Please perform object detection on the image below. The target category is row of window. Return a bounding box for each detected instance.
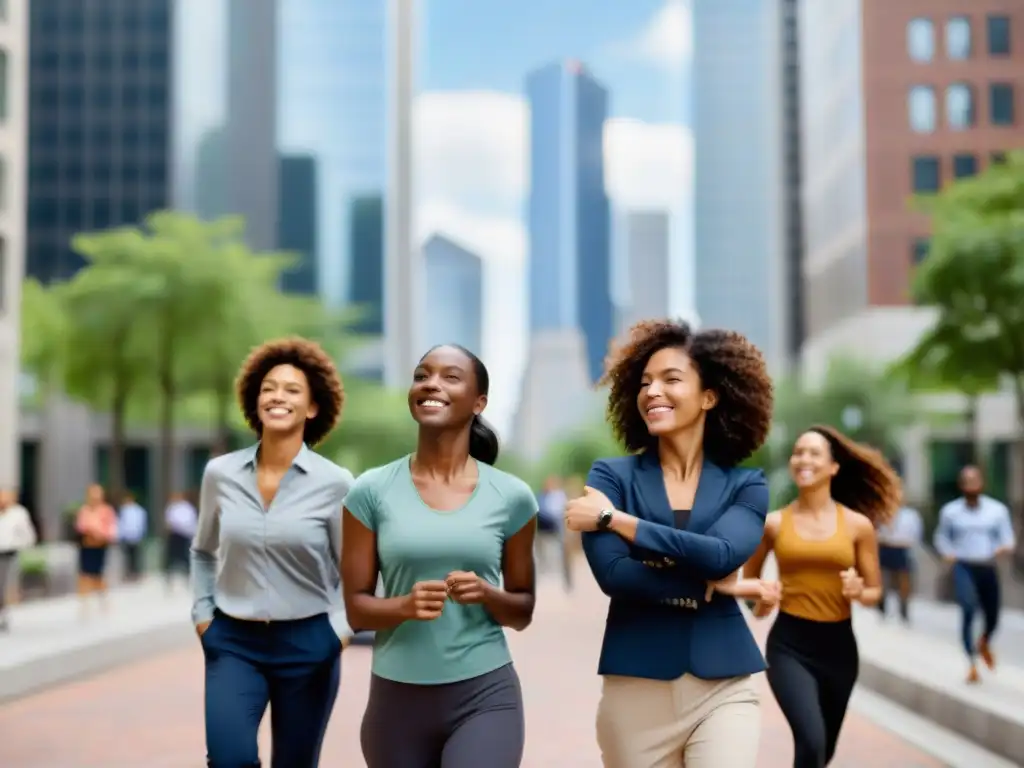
[911,151,1006,194]
[29,197,166,233]
[32,84,167,111]
[909,82,1016,132]
[32,49,169,72]
[908,15,1011,62]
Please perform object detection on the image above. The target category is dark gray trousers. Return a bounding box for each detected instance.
[360,663,524,768]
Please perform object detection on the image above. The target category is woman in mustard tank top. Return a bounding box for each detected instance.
[740,426,900,768]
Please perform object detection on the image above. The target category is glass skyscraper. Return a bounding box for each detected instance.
[423,234,484,357]
[526,60,612,383]
[278,0,387,308]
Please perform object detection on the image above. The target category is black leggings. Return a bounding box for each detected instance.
[766,613,858,768]
[360,663,524,768]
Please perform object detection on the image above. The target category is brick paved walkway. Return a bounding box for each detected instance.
[0,574,944,767]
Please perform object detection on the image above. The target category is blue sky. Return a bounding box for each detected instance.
[422,0,691,124]
[414,0,693,433]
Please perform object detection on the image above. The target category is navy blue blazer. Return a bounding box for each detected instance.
[582,452,768,681]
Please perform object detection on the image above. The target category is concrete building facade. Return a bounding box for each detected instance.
[0,0,29,493]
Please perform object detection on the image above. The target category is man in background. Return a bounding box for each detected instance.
[164,490,197,594]
[933,465,1016,683]
[118,491,148,583]
[537,475,572,591]
[876,490,922,623]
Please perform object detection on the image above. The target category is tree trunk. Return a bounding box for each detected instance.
[214,380,233,456]
[109,376,128,506]
[1012,378,1024,574]
[157,323,176,534]
[965,394,980,466]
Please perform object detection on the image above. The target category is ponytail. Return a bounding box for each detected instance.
[469,414,500,466]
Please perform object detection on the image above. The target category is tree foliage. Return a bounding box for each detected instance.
[21,210,413,513]
[908,149,1024,559]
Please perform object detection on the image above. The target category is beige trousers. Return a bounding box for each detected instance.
[596,672,761,768]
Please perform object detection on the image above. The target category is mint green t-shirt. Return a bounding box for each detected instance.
[344,456,538,685]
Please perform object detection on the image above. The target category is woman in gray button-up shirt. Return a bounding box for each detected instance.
[191,337,354,768]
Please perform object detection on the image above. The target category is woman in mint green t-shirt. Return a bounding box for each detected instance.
[342,344,538,768]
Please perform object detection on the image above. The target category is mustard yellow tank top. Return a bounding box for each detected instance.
[774,505,857,622]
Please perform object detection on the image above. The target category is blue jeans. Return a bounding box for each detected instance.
[203,610,341,767]
[952,562,1001,659]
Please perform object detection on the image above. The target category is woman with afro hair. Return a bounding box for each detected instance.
[563,319,779,767]
[191,337,354,768]
[742,425,898,767]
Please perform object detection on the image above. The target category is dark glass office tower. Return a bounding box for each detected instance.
[27,0,172,282]
[277,154,319,295]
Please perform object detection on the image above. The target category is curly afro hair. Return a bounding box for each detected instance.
[806,425,902,526]
[236,337,344,447]
[601,320,774,467]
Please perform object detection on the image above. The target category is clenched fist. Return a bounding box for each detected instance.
[402,580,448,621]
[446,571,488,605]
[840,567,864,602]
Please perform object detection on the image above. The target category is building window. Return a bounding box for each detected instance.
[946,16,972,59]
[908,86,937,132]
[908,18,935,62]
[946,83,975,129]
[987,15,1011,55]
[912,238,931,265]
[990,83,1015,125]
[953,153,977,178]
[912,156,941,193]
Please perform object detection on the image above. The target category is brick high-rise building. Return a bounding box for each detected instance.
[800,0,1024,368]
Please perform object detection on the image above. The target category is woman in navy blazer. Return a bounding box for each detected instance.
[565,320,778,768]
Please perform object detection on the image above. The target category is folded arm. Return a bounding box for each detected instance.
[608,473,769,581]
[582,461,705,602]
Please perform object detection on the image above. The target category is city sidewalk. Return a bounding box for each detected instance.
[0,564,1007,767]
[0,577,192,702]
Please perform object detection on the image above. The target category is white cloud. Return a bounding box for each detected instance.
[605,118,693,209]
[414,90,691,261]
[610,0,693,71]
[415,91,527,215]
[413,89,693,434]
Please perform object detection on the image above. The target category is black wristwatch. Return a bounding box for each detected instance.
[596,508,614,531]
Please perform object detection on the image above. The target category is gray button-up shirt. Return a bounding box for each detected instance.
[190,443,354,639]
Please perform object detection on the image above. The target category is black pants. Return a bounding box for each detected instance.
[164,533,191,575]
[361,663,525,767]
[203,610,341,767]
[121,542,144,579]
[952,561,1001,659]
[766,612,858,768]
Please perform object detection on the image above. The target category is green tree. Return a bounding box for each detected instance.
[908,149,1024,555]
[889,316,1003,464]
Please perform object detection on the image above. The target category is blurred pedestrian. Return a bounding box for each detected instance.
[192,338,353,767]
[164,490,196,593]
[75,483,118,620]
[876,492,922,623]
[933,465,1016,684]
[343,344,537,768]
[744,426,898,768]
[118,491,148,583]
[536,475,572,590]
[565,321,773,768]
[0,489,37,631]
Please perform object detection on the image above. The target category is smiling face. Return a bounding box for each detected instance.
[408,346,486,429]
[637,346,717,438]
[789,431,839,490]
[257,364,318,438]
